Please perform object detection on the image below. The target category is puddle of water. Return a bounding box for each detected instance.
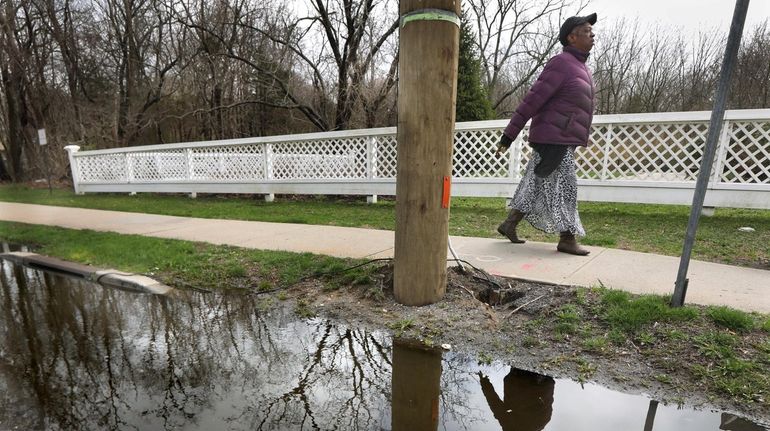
[0,259,767,431]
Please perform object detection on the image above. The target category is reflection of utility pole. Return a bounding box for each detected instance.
[391,339,442,430]
[393,0,461,305]
[671,0,749,307]
[643,400,658,431]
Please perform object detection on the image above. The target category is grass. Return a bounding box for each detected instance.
[0,221,374,293]
[554,304,581,334]
[707,306,757,333]
[388,319,416,337]
[1,184,768,268]
[539,287,770,406]
[599,290,699,334]
[477,351,494,366]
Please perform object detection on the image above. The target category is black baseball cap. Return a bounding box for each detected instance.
[559,13,597,46]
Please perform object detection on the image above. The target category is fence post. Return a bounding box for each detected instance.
[711,121,731,187]
[366,136,378,203]
[186,148,195,198]
[510,135,522,182]
[186,148,194,181]
[264,143,274,202]
[64,145,82,195]
[126,152,134,190]
[127,151,136,194]
[600,125,614,181]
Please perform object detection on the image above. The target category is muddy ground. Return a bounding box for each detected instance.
[266,263,770,425]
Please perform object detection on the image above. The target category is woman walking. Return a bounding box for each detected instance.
[496,13,597,256]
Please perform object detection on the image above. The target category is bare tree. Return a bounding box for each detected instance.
[590,20,724,114]
[0,0,57,180]
[305,0,399,130]
[731,20,770,108]
[93,0,184,147]
[591,18,643,114]
[34,0,90,142]
[625,27,682,112]
[0,0,27,181]
[671,30,722,112]
[467,0,587,114]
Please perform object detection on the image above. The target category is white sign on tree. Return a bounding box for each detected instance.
[38,129,47,146]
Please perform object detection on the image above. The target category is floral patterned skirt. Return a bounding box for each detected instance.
[510,147,586,237]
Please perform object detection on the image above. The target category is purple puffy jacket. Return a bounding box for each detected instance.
[503,46,595,147]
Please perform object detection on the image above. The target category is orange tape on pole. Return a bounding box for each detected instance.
[442,176,451,208]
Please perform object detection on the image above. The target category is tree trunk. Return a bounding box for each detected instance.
[1,7,27,182]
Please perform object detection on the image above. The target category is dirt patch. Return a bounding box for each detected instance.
[270,263,770,425]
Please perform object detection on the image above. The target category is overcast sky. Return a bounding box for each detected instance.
[586,0,769,34]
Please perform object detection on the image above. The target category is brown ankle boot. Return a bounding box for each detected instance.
[497,209,526,243]
[557,231,590,255]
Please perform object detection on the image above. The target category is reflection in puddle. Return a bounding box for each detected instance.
[1,242,31,253]
[392,340,442,429]
[479,368,554,431]
[0,259,767,431]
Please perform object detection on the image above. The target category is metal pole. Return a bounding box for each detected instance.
[671,0,749,307]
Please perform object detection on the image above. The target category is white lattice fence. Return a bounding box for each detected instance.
[65,110,770,209]
[721,121,770,184]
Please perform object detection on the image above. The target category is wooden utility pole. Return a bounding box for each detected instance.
[394,1,461,306]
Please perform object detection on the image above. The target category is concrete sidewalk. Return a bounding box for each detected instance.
[1,202,768,313]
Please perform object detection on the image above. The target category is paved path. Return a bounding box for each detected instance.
[1,202,768,313]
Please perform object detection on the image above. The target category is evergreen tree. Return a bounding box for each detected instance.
[456,9,495,122]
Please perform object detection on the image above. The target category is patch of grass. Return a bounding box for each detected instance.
[717,358,756,376]
[2,185,768,268]
[575,288,589,306]
[388,319,415,337]
[707,306,756,333]
[607,329,627,345]
[711,374,767,403]
[574,358,597,383]
[582,336,608,354]
[477,351,493,366]
[224,262,247,278]
[763,318,770,333]
[522,336,539,348]
[524,318,545,330]
[635,331,656,346]
[363,286,385,302]
[599,290,698,334]
[660,329,687,341]
[295,299,316,318]
[693,332,739,360]
[554,304,581,334]
[315,260,376,290]
[0,221,371,294]
[257,297,275,312]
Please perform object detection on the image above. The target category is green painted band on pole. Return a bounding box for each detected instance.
[399,8,460,29]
